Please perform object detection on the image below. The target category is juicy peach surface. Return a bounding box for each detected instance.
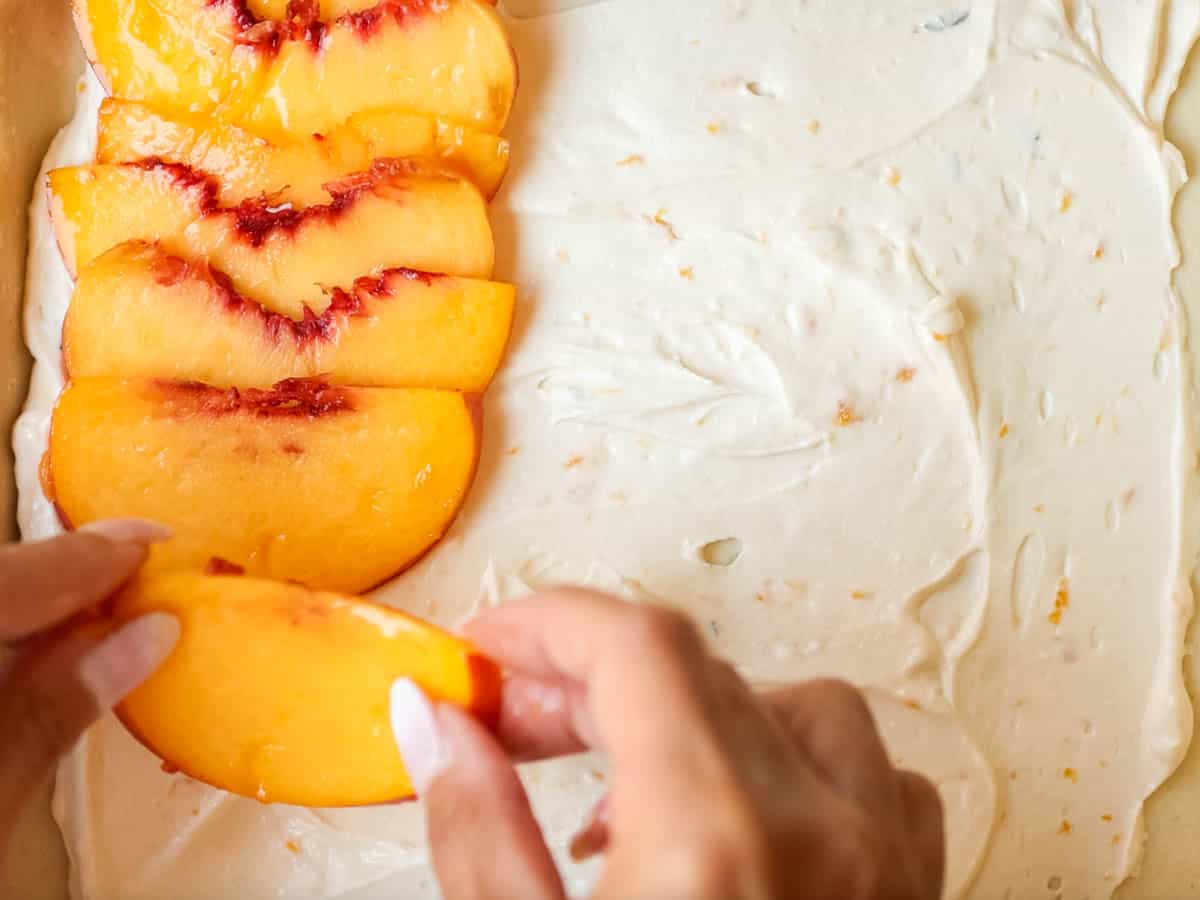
[49,161,494,315]
[75,0,517,139]
[49,378,482,593]
[249,0,390,15]
[114,572,501,806]
[66,243,515,391]
[97,99,511,202]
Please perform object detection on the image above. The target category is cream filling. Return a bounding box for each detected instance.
[14,1,1200,897]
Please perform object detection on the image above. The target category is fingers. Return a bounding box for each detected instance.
[764,683,947,896]
[466,588,696,686]
[0,520,171,640]
[474,597,900,815]
[466,590,718,778]
[898,770,946,897]
[493,674,592,762]
[761,680,903,821]
[391,679,566,900]
[0,613,179,848]
[469,592,943,900]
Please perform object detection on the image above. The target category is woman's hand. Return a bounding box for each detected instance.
[0,520,179,855]
[390,588,945,900]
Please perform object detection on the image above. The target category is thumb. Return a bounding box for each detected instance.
[391,679,566,900]
[0,613,180,853]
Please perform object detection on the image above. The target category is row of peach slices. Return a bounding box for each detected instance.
[41,0,520,808]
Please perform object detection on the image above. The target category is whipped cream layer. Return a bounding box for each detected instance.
[14,1,1200,897]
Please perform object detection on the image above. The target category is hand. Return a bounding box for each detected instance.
[0,520,179,856]
[390,588,945,900]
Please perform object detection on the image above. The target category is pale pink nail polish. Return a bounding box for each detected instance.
[390,678,450,794]
[79,613,181,710]
[80,519,174,545]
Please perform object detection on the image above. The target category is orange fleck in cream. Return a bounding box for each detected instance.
[999,423,1010,438]
[617,154,645,167]
[707,122,723,135]
[1101,814,1114,823]
[1034,504,1046,513]
[755,592,767,604]
[645,209,681,241]
[565,455,586,470]
[933,332,949,343]
[1049,578,1070,625]
[1113,834,1122,845]
[1093,243,1106,260]
[1059,820,1073,835]
[835,402,859,427]
[904,699,923,711]
[679,267,695,280]
[1063,768,1078,783]
[807,119,822,135]
[884,166,902,187]
[1059,191,1073,213]
[896,368,917,383]
[851,590,872,600]
[285,840,301,854]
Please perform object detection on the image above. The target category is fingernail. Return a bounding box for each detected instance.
[390,678,450,794]
[79,613,181,710]
[80,519,174,545]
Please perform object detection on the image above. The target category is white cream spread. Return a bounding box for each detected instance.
[14,1,1200,897]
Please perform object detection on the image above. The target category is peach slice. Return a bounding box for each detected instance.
[49,160,494,316]
[66,243,515,391]
[248,0,390,15]
[96,99,511,202]
[48,378,481,593]
[114,571,501,806]
[75,0,517,139]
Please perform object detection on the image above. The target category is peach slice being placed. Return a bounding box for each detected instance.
[66,243,515,391]
[48,378,481,593]
[49,160,494,316]
[75,0,518,139]
[114,571,501,806]
[97,99,511,202]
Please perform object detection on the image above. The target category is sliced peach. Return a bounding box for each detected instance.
[74,0,517,138]
[48,377,481,593]
[114,571,501,807]
[249,0,390,15]
[66,243,515,391]
[48,160,494,316]
[96,99,511,201]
